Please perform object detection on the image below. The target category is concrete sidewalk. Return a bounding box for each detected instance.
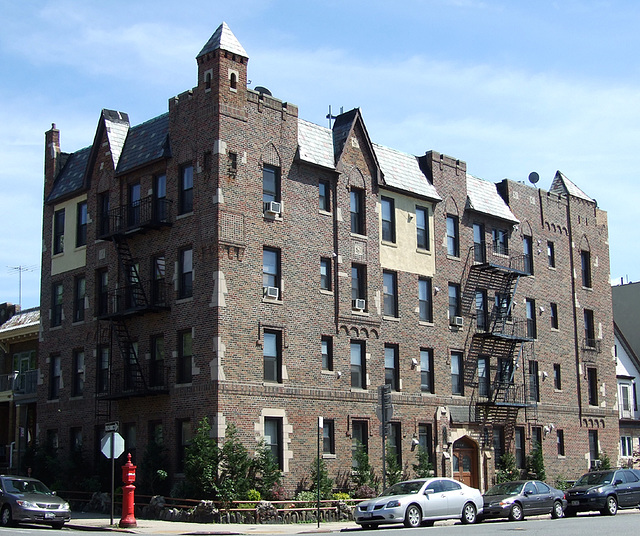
[66,511,361,534]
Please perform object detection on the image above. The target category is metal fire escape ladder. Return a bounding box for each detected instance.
[94,323,112,422]
[112,236,148,309]
[111,317,148,394]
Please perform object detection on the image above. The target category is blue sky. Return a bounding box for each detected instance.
[1,0,639,309]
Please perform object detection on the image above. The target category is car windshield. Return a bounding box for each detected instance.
[4,478,53,495]
[380,481,424,496]
[485,482,524,496]
[575,472,614,486]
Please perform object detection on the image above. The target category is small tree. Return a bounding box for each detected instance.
[184,417,220,498]
[496,452,520,483]
[412,447,433,478]
[310,456,334,500]
[526,446,545,481]
[139,440,170,496]
[597,451,612,470]
[253,440,282,500]
[385,444,403,487]
[351,441,376,492]
[217,424,254,502]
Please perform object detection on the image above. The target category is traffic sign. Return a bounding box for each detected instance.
[101,432,125,459]
[105,421,119,432]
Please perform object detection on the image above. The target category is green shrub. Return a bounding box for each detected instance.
[332,492,351,501]
[496,452,520,483]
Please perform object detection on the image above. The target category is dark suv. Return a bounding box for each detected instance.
[564,469,640,516]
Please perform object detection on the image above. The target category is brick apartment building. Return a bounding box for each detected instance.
[37,22,617,494]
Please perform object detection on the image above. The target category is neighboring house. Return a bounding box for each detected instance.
[612,282,640,466]
[0,303,39,472]
[36,22,617,494]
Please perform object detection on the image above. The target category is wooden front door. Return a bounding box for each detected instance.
[453,437,478,488]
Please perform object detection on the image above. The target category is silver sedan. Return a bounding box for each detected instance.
[354,477,483,528]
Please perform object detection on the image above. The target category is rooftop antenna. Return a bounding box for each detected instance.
[7,265,36,308]
[326,105,344,128]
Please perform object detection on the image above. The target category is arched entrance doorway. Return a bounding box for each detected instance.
[452,437,479,489]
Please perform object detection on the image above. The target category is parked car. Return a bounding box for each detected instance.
[482,479,567,521]
[0,475,71,529]
[564,468,640,516]
[354,477,483,528]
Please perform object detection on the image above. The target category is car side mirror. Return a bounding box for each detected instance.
[614,479,623,486]
[424,489,434,495]
[524,490,533,495]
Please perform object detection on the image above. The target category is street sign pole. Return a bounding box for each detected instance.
[111,431,115,526]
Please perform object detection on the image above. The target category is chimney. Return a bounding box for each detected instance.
[44,123,60,200]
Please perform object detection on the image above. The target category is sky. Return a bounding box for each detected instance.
[1,0,639,310]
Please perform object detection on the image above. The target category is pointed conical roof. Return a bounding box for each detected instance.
[198,22,248,59]
[549,170,593,202]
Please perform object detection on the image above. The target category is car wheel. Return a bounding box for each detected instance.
[508,503,524,522]
[461,502,477,524]
[551,500,564,519]
[0,505,13,527]
[602,495,617,516]
[404,504,422,528]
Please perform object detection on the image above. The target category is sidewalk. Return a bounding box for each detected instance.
[66,511,361,534]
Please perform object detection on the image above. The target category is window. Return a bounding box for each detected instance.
[264,417,283,469]
[381,196,396,243]
[350,188,365,235]
[72,349,84,397]
[155,174,167,221]
[620,383,632,418]
[418,424,433,464]
[498,357,513,384]
[51,282,63,327]
[76,201,87,247]
[550,302,559,329]
[70,427,83,453]
[587,367,598,406]
[553,363,562,390]
[420,348,434,394]
[178,247,193,299]
[547,241,555,268]
[228,152,237,174]
[49,355,61,399]
[149,421,163,445]
[152,255,166,304]
[320,257,332,291]
[177,330,193,384]
[473,223,485,262]
[584,309,596,348]
[98,346,110,394]
[478,355,489,398]
[532,426,542,449]
[523,235,533,275]
[515,427,525,468]
[388,422,402,466]
[319,180,330,212]
[321,336,333,371]
[129,182,141,226]
[385,344,400,391]
[557,429,565,456]
[416,206,430,250]
[123,422,137,463]
[529,360,540,402]
[53,209,65,254]
[492,228,508,255]
[418,278,433,322]
[581,250,592,288]
[179,165,194,214]
[96,269,109,316]
[262,165,280,206]
[383,271,398,317]
[263,330,282,383]
[446,215,459,256]
[495,292,511,321]
[621,436,633,457]
[448,283,461,320]
[526,298,537,338]
[322,419,335,455]
[475,290,488,331]
[451,351,464,395]
[263,247,281,298]
[493,426,504,468]
[588,429,599,462]
[47,429,59,451]
[352,420,368,468]
[351,264,366,310]
[230,72,237,90]
[150,334,165,387]
[99,192,110,235]
[73,276,85,322]
[351,340,366,389]
[176,419,191,472]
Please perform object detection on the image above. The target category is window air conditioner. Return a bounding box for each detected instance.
[265,201,282,215]
[264,286,279,299]
[450,316,464,327]
[353,299,366,311]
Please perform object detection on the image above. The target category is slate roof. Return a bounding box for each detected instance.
[116,113,170,175]
[198,22,248,59]
[331,109,358,165]
[103,110,130,170]
[549,170,593,202]
[47,146,91,202]
[0,307,40,336]
[297,119,335,169]
[466,174,519,223]
[373,144,441,201]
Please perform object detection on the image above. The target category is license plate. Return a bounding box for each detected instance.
[363,512,372,518]
[45,512,55,519]
[571,501,579,506]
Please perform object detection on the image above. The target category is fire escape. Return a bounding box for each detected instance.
[95,195,172,421]
[464,242,536,429]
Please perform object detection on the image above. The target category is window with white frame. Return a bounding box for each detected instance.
[621,436,633,457]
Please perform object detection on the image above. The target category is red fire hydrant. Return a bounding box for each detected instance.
[119,453,137,528]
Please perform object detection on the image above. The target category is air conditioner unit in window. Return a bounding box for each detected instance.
[265,201,281,215]
[590,459,602,471]
[353,299,366,311]
[450,316,464,327]
[264,286,279,299]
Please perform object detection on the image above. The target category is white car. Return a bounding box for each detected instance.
[354,477,483,529]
